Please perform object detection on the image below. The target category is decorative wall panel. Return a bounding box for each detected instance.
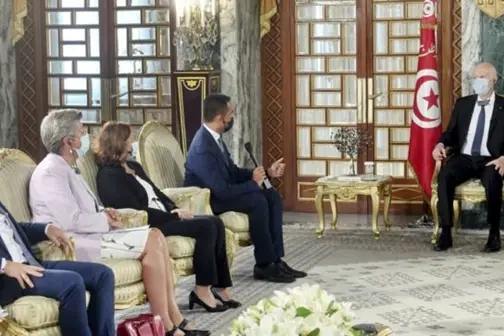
[114,0,172,138]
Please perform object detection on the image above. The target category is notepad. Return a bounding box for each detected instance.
[111,225,150,233]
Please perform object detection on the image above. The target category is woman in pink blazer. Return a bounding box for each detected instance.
[29,109,208,336]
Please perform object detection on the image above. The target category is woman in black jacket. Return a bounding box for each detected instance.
[94,121,240,313]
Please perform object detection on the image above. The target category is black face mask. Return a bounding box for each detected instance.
[224,117,234,133]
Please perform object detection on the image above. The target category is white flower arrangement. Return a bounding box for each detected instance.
[227,284,360,336]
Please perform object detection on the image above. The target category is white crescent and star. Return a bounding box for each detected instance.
[412,69,441,129]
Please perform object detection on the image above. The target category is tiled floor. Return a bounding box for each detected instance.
[116,213,501,335]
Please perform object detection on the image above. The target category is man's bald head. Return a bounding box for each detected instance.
[471,62,497,98]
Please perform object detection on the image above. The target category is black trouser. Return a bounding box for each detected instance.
[152,216,232,288]
[212,189,285,265]
[438,154,503,234]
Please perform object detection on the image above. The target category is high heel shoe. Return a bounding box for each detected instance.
[211,287,242,308]
[188,291,228,313]
[177,318,211,336]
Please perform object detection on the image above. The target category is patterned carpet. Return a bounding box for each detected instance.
[115,223,504,335]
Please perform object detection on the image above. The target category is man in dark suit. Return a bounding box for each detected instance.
[0,201,115,335]
[184,93,306,283]
[433,62,504,252]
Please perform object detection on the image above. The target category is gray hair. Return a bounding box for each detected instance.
[40,109,83,154]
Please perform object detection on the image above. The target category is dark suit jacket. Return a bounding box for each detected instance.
[96,160,180,225]
[183,126,261,202]
[0,201,48,306]
[439,94,504,157]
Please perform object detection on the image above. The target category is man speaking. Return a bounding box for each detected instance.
[184,93,306,283]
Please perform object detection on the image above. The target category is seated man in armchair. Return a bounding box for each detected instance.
[432,62,504,253]
[184,93,306,283]
[0,201,115,335]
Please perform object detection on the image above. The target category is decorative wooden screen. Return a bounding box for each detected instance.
[45,0,103,135]
[371,0,425,204]
[114,0,172,138]
[294,1,359,206]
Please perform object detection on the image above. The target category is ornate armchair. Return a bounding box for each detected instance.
[76,147,236,276]
[0,149,147,336]
[137,121,251,246]
[430,156,485,244]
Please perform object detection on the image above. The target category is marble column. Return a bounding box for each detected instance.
[220,0,262,167]
[0,0,17,148]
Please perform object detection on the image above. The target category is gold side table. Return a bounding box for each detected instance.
[314,175,393,239]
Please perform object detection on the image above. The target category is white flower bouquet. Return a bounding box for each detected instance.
[228,284,360,336]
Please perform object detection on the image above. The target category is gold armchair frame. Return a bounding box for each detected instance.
[430,153,494,244]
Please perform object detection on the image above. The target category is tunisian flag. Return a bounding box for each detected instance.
[408,0,442,199]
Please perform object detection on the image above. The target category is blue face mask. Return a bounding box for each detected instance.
[129,142,139,160]
[77,134,90,158]
[472,78,490,96]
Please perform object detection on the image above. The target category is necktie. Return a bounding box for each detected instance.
[217,138,230,166]
[0,209,41,266]
[471,100,490,156]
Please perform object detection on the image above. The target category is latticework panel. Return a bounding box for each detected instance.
[45,0,102,135]
[16,0,39,160]
[295,1,358,181]
[451,0,462,100]
[114,0,172,138]
[372,0,424,187]
[261,13,285,197]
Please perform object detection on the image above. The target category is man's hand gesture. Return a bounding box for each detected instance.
[4,261,44,289]
[267,158,285,178]
[432,144,447,161]
[486,156,504,176]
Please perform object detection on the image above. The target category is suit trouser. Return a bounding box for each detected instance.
[438,154,503,234]
[22,260,115,336]
[152,215,232,288]
[212,189,285,265]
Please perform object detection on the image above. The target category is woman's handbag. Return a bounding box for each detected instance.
[116,314,165,336]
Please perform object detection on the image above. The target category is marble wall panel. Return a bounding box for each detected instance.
[0,0,17,148]
[220,0,262,167]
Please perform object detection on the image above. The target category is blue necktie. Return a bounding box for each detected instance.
[217,138,230,166]
[471,100,490,156]
[0,209,40,266]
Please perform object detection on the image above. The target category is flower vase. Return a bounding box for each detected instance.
[349,157,356,176]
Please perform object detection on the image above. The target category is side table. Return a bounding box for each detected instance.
[314,175,393,239]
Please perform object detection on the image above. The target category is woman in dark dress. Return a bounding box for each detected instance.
[93,121,241,313]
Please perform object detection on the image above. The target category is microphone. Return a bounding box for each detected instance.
[244,142,272,189]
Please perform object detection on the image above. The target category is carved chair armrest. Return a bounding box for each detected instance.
[116,208,148,229]
[431,147,454,187]
[162,187,213,215]
[31,236,77,261]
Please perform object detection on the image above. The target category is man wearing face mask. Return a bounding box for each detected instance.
[433,62,504,252]
[184,93,306,283]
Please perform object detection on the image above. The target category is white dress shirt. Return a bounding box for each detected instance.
[461,92,495,156]
[134,175,167,212]
[0,214,27,267]
[203,123,221,145]
[0,214,51,273]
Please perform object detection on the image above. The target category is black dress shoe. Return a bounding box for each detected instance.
[253,263,296,283]
[177,319,211,336]
[211,287,242,308]
[434,230,453,251]
[276,260,307,278]
[483,234,501,253]
[188,291,228,313]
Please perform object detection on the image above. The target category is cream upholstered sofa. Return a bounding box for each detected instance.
[0,148,151,336]
[137,121,251,246]
[76,147,237,276]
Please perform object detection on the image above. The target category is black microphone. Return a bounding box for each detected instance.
[244,142,272,189]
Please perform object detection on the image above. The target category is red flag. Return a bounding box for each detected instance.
[408,0,442,199]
